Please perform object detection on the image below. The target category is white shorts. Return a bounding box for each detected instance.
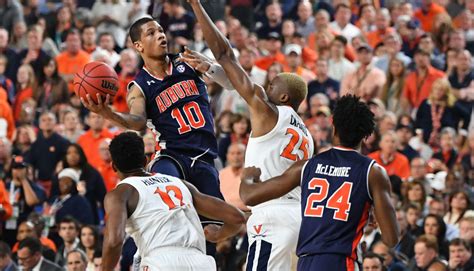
[140,247,216,271]
[246,202,301,271]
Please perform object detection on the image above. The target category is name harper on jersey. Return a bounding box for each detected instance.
[141,176,173,186]
[290,115,308,136]
[315,164,351,177]
[155,80,200,113]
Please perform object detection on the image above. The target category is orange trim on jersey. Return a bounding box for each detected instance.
[351,202,371,260]
[346,257,355,271]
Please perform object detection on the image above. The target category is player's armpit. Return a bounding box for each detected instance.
[183,181,245,242]
[368,164,399,248]
[239,160,305,206]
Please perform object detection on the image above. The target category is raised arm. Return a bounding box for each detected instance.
[239,161,305,206]
[187,0,271,115]
[81,85,147,131]
[183,181,245,243]
[368,164,399,248]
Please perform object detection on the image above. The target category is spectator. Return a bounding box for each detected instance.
[396,123,419,161]
[0,54,15,104]
[448,238,474,271]
[449,50,474,113]
[11,221,55,261]
[422,214,450,259]
[356,4,376,34]
[56,29,91,92]
[411,33,444,71]
[9,21,27,53]
[414,0,447,33]
[378,111,397,135]
[91,0,127,48]
[0,176,12,222]
[461,132,474,183]
[262,63,283,91]
[282,44,315,82]
[329,3,361,42]
[380,56,407,116]
[362,252,384,271]
[114,49,139,113]
[396,207,416,259]
[66,248,87,271]
[60,144,106,225]
[77,112,113,170]
[256,2,282,39]
[432,127,460,168]
[0,28,19,83]
[55,217,80,268]
[0,137,12,179]
[49,168,94,225]
[429,197,460,241]
[281,19,296,46]
[48,6,73,49]
[92,32,120,67]
[0,241,17,271]
[402,49,445,111]
[444,191,474,229]
[327,35,355,82]
[60,110,84,143]
[13,63,35,121]
[219,143,248,212]
[406,181,429,216]
[92,249,102,271]
[254,32,285,70]
[17,237,62,271]
[81,25,97,55]
[295,1,314,38]
[34,57,69,114]
[369,131,411,180]
[26,212,57,253]
[18,25,50,77]
[25,111,69,195]
[436,30,467,70]
[459,217,474,249]
[218,114,249,165]
[340,44,386,101]
[410,235,447,271]
[307,58,339,109]
[372,241,407,271]
[78,225,100,269]
[96,138,118,192]
[238,47,267,87]
[0,88,15,140]
[375,32,412,73]
[366,8,394,49]
[0,0,24,33]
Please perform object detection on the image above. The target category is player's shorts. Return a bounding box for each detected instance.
[140,247,216,271]
[245,201,301,271]
[148,149,224,204]
[297,253,359,271]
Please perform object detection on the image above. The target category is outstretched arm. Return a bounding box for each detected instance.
[187,1,271,115]
[81,85,147,131]
[183,181,246,243]
[240,161,305,206]
[369,164,399,248]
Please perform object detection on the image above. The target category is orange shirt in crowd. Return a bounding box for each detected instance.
[0,88,15,140]
[77,129,114,170]
[368,151,411,180]
[254,52,286,70]
[13,87,33,121]
[414,3,446,33]
[219,167,249,212]
[283,66,316,82]
[0,180,12,221]
[97,161,119,192]
[302,47,318,71]
[402,66,445,109]
[12,237,57,253]
[113,73,134,113]
[366,28,395,48]
[56,50,91,92]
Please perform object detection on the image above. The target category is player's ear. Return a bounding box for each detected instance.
[134,41,144,53]
[111,163,117,172]
[279,93,290,104]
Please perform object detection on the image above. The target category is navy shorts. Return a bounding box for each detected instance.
[297,254,357,271]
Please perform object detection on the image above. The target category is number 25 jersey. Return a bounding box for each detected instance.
[298,147,375,260]
[128,54,218,158]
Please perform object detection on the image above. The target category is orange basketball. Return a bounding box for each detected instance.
[73,61,118,103]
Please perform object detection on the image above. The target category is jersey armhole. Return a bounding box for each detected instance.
[127,80,147,102]
[116,181,141,219]
[366,160,376,201]
[300,160,310,187]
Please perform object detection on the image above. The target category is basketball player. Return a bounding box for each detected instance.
[240,95,399,271]
[81,17,229,241]
[102,132,245,270]
[186,1,314,270]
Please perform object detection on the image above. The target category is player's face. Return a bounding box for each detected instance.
[135,21,168,58]
[266,75,288,106]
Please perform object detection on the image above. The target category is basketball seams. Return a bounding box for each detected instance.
[74,62,118,101]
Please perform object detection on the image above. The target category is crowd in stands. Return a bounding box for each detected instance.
[0,0,472,270]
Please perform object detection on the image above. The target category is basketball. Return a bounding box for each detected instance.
[73,61,119,103]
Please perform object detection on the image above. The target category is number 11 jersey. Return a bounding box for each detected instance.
[298,147,375,261]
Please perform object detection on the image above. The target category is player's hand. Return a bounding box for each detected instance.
[81,94,113,117]
[178,47,211,74]
[241,167,262,184]
[204,224,222,243]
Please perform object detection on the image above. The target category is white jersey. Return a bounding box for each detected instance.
[118,173,206,259]
[245,106,314,206]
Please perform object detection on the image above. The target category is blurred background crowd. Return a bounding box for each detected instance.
[0,0,472,270]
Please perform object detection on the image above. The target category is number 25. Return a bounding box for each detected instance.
[281,128,309,161]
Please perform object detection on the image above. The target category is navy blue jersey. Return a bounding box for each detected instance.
[297,147,375,260]
[129,54,217,158]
